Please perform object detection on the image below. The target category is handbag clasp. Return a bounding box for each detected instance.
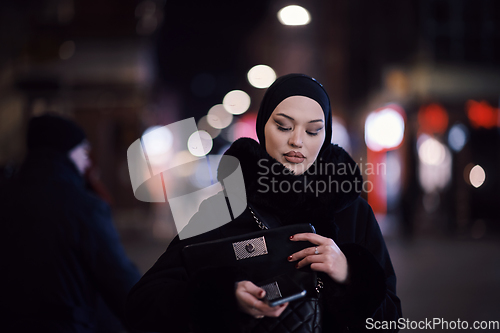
[232,236,268,260]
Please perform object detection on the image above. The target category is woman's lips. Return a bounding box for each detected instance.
[283,151,305,164]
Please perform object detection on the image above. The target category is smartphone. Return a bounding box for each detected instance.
[259,275,307,307]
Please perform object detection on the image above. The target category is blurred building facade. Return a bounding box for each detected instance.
[0,0,499,241]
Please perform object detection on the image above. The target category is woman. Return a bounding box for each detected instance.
[125,74,402,332]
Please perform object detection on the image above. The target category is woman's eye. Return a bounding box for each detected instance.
[277,125,291,132]
[307,127,323,136]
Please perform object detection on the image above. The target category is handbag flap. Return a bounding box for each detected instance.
[182,223,316,283]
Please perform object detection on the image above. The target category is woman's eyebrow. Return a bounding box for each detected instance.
[275,113,324,123]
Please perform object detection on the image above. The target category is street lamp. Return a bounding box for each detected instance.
[277,5,310,26]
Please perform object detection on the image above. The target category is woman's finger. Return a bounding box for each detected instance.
[240,280,266,299]
[235,281,265,317]
[290,232,333,246]
[288,245,324,262]
[295,253,328,269]
[294,248,349,283]
[235,281,292,318]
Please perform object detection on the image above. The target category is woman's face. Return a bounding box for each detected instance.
[68,141,91,175]
[264,96,326,175]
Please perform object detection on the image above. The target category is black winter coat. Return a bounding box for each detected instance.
[0,148,141,332]
[125,138,402,332]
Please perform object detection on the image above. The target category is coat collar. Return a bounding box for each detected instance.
[219,138,362,233]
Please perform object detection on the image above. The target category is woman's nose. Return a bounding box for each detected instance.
[288,131,303,148]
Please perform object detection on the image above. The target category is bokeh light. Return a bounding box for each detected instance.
[365,107,405,151]
[197,116,221,138]
[188,130,213,157]
[170,150,199,177]
[135,0,156,17]
[59,41,75,60]
[223,90,251,115]
[331,116,351,152]
[469,165,486,188]
[277,5,311,26]
[247,65,277,89]
[386,151,402,207]
[417,135,452,193]
[418,103,449,134]
[207,104,233,129]
[223,113,258,142]
[136,17,158,35]
[229,122,254,141]
[466,100,498,129]
[135,0,158,35]
[422,191,440,213]
[418,135,446,166]
[141,126,173,166]
[57,0,75,24]
[190,155,223,189]
[448,124,469,152]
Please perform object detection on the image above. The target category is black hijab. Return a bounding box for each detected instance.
[255,73,332,154]
[220,74,361,220]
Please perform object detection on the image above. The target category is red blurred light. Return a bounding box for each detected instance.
[466,100,498,129]
[233,112,258,141]
[418,103,449,134]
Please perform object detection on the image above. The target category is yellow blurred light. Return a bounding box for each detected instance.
[247,65,276,89]
[197,116,221,138]
[188,130,213,157]
[223,90,251,115]
[207,104,233,129]
[469,165,485,188]
[278,5,311,26]
[59,41,75,60]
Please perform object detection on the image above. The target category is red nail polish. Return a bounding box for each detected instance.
[287,255,293,261]
[295,263,299,268]
[289,235,294,240]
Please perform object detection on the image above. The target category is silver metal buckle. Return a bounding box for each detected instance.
[232,236,268,260]
[260,281,282,301]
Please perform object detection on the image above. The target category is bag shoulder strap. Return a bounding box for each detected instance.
[248,205,267,230]
[248,203,283,230]
[248,204,324,294]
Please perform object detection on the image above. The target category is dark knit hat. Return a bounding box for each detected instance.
[27,114,86,153]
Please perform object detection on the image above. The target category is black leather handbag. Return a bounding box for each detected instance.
[182,223,316,290]
[182,207,322,333]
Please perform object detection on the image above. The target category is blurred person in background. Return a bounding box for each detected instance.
[0,114,141,333]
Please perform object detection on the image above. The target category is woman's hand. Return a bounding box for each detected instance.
[289,233,349,284]
[235,281,288,319]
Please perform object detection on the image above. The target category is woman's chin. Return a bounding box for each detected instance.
[283,162,310,175]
